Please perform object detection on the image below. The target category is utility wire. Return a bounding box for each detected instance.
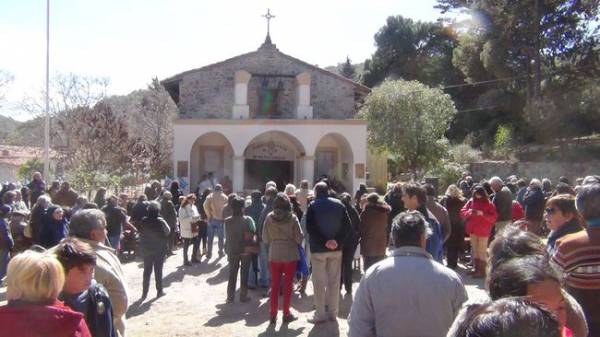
[394,64,598,94]
[394,64,599,113]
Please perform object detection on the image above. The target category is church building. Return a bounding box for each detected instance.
[162,31,373,194]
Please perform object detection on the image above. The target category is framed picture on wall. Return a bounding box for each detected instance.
[177,161,189,177]
[355,163,365,179]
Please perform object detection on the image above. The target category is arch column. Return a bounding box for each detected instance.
[301,155,315,185]
[233,155,245,193]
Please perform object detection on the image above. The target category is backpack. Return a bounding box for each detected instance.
[86,282,117,337]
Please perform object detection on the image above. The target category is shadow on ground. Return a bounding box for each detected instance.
[162,258,224,288]
[204,296,271,327]
[126,296,160,318]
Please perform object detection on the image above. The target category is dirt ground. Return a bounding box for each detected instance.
[121,247,486,337]
[0,246,486,337]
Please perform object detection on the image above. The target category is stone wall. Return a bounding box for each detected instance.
[469,160,600,182]
[177,45,358,119]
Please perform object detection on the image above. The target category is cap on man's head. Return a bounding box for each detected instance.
[214,184,223,192]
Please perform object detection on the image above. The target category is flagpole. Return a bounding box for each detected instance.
[44,0,50,179]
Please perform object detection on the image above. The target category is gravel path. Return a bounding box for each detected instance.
[0,246,486,337]
[122,247,486,337]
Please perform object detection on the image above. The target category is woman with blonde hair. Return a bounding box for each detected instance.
[440,184,467,270]
[284,184,297,197]
[0,250,92,337]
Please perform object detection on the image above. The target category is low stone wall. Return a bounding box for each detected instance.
[469,160,600,182]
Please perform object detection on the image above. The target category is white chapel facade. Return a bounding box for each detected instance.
[162,36,371,194]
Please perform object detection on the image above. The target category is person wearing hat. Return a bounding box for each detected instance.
[203,184,228,259]
[0,204,14,281]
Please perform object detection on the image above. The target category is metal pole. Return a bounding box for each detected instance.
[44,0,50,179]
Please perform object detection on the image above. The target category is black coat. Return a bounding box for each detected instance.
[523,187,545,221]
[138,215,170,256]
[306,191,351,254]
[343,203,360,249]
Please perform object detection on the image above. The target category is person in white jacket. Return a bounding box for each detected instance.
[179,194,201,266]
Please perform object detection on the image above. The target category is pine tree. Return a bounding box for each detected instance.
[339,57,356,80]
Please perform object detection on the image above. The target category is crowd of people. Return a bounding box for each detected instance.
[0,170,599,337]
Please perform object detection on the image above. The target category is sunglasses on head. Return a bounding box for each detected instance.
[545,207,557,214]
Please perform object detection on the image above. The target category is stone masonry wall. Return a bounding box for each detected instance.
[178,46,357,119]
[469,160,600,183]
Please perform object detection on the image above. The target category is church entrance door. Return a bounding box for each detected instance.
[245,159,292,191]
[243,131,305,191]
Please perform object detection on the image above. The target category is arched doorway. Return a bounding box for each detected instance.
[190,132,234,192]
[314,133,354,193]
[243,131,305,191]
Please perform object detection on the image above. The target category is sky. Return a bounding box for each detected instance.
[0,0,455,121]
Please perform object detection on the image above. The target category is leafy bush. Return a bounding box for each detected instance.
[17,158,45,182]
[449,143,482,164]
[494,124,514,158]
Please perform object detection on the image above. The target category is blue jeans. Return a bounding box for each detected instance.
[258,242,270,288]
[108,234,121,250]
[0,249,9,280]
[206,219,224,256]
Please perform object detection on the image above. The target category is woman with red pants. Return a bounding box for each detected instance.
[262,192,304,325]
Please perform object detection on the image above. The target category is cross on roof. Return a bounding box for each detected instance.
[262,9,275,37]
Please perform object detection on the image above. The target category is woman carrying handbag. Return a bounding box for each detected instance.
[262,193,304,325]
[178,194,201,266]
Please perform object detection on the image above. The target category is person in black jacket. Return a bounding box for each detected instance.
[384,183,405,239]
[160,192,178,255]
[130,195,148,226]
[56,238,117,337]
[339,193,360,295]
[523,179,546,236]
[244,190,264,289]
[306,182,351,324]
[138,201,170,299]
[169,181,183,208]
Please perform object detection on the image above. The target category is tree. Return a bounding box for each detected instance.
[20,73,109,116]
[360,15,485,145]
[438,0,600,142]
[359,80,457,178]
[0,70,13,108]
[17,158,45,181]
[57,101,148,193]
[132,78,177,178]
[361,16,465,88]
[339,57,356,80]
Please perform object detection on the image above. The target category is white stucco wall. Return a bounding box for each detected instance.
[174,119,367,194]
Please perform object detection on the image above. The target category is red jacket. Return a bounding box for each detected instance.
[511,200,525,221]
[460,198,497,237]
[0,300,92,337]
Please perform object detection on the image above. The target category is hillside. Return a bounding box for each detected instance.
[0,115,21,142]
